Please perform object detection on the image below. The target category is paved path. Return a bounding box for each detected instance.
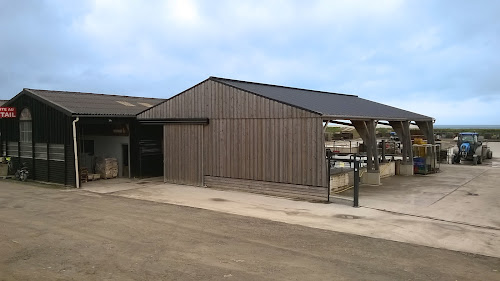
[1,182,499,280]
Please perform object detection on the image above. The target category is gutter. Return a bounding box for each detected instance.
[71,114,136,118]
[72,117,80,188]
[138,118,209,125]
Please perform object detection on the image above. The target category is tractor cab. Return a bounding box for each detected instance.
[457,133,480,158]
[458,132,479,145]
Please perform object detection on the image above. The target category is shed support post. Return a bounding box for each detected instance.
[352,120,380,185]
[390,121,413,176]
[367,119,379,171]
[403,121,413,163]
[352,120,372,169]
[323,120,330,133]
[390,121,406,162]
[416,121,435,145]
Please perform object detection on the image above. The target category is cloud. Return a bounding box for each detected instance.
[384,95,500,125]
[0,0,499,124]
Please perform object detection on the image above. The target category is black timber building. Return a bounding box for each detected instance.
[0,88,164,187]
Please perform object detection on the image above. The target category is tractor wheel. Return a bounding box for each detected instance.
[453,154,460,164]
[487,150,493,159]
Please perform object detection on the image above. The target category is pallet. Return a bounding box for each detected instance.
[87,174,101,181]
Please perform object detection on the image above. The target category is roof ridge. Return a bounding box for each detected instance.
[24,88,75,115]
[24,88,165,100]
[209,76,357,97]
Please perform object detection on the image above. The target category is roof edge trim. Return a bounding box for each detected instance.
[321,115,433,122]
[139,118,209,125]
[210,76,358,97]
[23,88,75,116]
[210,77,322,116]
[24,88,165,101]
[136,77,212,117]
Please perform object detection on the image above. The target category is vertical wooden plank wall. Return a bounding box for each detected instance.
[203,118,326,187]
[164,124,203,185]
[140,80,327,188]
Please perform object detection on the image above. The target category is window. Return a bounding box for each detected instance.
[19,108,32,143]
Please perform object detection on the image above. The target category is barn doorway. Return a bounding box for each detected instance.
[138,124,163,178]
[78,120,131,180]
[122,144,129,177]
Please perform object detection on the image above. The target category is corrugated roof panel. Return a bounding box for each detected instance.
[23,89,165,117]
[137,102,153,107]
[116,101,136,107]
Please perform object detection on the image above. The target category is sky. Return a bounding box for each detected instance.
[1,0,499,125]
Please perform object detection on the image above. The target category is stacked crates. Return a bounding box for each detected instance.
[413,156,427,174]
[412,144,439,175]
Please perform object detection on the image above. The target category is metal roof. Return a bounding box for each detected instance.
[211,77,433,121]
[6,89,165,117]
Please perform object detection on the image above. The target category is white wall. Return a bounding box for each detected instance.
[380,161,396,178]
[82,135,130,177]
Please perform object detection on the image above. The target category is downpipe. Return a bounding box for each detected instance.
[72,117,80,188]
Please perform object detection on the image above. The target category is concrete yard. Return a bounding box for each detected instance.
[78,142,500,258]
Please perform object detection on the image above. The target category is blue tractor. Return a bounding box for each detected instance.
[452,132,493,165]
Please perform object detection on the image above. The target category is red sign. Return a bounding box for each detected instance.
[0,107,17,118]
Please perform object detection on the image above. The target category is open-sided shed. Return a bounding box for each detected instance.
[138,77,434,201]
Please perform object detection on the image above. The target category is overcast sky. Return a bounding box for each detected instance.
[1,0,499,125]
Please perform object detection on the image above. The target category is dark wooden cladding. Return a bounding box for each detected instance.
[164,124,203,186]
[140,79,328,189]
[0,90,77,186]
[203,118,326,187]
[0,91,71,144]
[138,80,320,119]
[205,176,328,202]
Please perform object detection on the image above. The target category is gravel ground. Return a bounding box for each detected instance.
[0,181,499,281]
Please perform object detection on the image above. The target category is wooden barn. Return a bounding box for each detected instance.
[138,77,435,201]
[0,89,164,187]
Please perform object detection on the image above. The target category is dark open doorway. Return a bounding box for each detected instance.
[138,125,163,178]
[122,144,129,177]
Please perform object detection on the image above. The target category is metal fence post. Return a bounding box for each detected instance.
[381,139,386,163]
[326,149,332,203]
[353,153,359,208]
[326,149,332,202]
